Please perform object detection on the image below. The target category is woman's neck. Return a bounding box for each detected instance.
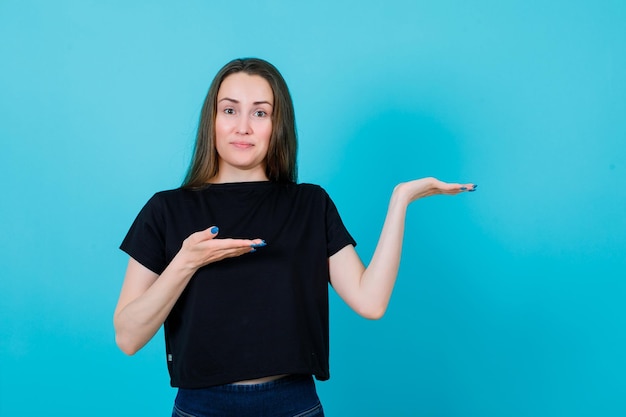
[208,168,269,184]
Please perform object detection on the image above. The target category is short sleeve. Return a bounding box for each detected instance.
[322,189,357,257]
[120,194,168,274]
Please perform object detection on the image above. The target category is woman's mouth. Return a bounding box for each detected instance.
[231,141,254,149]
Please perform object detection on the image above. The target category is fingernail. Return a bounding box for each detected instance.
[250,248,256,253]
[460,187,468,191]
[210,226,219,234]
[251,240,267,248]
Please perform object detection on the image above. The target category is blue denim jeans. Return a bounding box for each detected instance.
[172,375,324,417]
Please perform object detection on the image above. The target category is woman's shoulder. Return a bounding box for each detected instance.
[148,187,188,201]
[139,187,197,210]
[289,182,329,197]
[285,183,337,207]
[293,182,321,190]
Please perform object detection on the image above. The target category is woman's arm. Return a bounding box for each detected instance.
[329,177,476,319]
[113,227,264,355]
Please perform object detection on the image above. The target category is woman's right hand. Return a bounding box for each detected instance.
[114,226,265,355]
[178,226,265,271]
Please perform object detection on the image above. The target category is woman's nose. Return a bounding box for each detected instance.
[236,116,251,135]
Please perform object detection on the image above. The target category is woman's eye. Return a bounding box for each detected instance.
[254,110,268,117]
[224,108,235,115]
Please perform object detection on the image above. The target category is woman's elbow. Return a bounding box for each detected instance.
[114,318,143,355]
[115,332,142,356]
[356,304,387,320]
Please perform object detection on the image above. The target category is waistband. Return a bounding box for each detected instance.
[180,374,313,393]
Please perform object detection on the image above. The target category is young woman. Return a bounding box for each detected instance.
[114,58,476,417]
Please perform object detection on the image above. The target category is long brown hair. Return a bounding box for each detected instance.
[182,58,298,188]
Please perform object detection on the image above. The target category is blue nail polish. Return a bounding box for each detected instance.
[251,240,267,248]
[250,248,256,253]
[210,226,219,234]
[460,187,467,191]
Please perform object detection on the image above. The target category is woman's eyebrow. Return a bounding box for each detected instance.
[218,97,273,106]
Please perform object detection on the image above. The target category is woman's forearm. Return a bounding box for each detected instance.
[114,228,264,355]
[356,186,410,318]
[330,178,474,319]
[114,256,196,355]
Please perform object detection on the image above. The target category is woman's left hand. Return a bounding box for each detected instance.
[393,177,477,204]
[329,176,477,319]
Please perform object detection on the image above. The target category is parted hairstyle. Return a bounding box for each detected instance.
[182,58,298,188]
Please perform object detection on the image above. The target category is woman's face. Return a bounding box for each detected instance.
[214,72,274,181]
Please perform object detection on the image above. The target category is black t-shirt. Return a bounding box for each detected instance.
[120,181,356,388]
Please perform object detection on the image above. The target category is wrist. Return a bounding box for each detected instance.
[169,251,200,277]
[391,183,413,207]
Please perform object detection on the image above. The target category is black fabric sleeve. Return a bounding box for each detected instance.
[322,188,357,257]
[119,194,168,275]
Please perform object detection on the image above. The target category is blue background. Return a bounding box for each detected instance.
[1,1,625,416]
